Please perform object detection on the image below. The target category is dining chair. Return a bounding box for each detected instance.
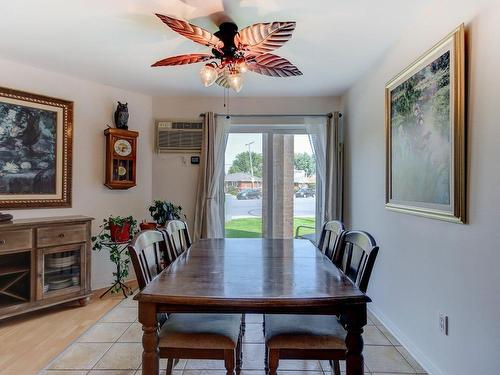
[263,221,345,340]
[317,220,345,264]
[264,230,379,375]
[160,220,250,334]
[162,220,192,262]
[128,230,243,375]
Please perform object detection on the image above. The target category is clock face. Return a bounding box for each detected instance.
[114,139,132,156]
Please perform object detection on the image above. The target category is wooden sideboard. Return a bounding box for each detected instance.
[0,216,93,320]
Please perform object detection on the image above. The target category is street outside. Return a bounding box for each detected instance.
[225,194,315,221]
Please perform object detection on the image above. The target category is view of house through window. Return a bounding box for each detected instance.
[224,131,316,238]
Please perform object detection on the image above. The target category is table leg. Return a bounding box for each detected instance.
[344,304,367,375]
[139,302,159,375]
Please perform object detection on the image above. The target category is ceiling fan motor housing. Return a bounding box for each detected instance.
[214,22,239,58]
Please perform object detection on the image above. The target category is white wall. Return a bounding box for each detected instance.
[0,58,154,289]
[342,1,500,374]
[152,96,341,229]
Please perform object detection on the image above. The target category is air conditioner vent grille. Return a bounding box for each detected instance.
[156,120,203,153]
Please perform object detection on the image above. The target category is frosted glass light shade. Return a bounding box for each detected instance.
[228,72,244,93]
[199,64,218,87]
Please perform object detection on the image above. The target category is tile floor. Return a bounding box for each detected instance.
[40,297,427,375]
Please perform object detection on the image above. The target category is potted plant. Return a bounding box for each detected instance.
[91,215,138,296]
[148,200,185,227]
[92,216,137,244]
[139,220,157,231]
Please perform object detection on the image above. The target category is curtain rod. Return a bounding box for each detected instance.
[199,112,341,119]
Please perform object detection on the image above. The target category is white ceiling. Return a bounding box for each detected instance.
[0,0,430,97]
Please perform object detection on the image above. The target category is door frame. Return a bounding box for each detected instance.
[226,125,310,238]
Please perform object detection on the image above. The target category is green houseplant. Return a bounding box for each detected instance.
[148,200,185,227]
[91,215,137,295]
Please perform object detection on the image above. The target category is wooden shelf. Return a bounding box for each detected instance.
[0,265,30,277]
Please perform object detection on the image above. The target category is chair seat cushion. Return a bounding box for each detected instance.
[265,314,346,350]
[159,313,241,350]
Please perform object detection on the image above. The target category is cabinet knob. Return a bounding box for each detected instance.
[58,233,65,238]
[0,239,5,245]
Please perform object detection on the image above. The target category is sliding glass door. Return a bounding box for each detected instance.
[224,124,319,239]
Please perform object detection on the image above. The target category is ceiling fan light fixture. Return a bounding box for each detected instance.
[199,64,218,87]
[227,71,244,93]
[237,61,248,73]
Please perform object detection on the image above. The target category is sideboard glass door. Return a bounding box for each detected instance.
[39,244,85,299]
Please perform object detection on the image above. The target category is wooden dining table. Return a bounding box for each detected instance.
[135,238,370,375]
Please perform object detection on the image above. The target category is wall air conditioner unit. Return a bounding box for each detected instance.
[156,120,203,153]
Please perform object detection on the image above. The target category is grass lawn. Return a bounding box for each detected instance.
[225,217,315,238]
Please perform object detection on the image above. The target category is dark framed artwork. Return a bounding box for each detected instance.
[0,87,73,208]
[385,25,466,223]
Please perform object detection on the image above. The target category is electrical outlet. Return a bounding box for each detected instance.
[439,313,449,335]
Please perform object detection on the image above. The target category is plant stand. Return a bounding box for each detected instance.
[99,241,134,299]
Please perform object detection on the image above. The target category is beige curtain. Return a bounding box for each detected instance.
[193,112,228,240]
[324,112,344,222]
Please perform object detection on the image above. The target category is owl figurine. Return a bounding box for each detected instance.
[114,101,129,130]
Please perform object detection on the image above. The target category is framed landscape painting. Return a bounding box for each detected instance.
[385,25,466,223]
[0,87,73,208]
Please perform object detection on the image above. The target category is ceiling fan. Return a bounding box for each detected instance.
[152,14,303,93]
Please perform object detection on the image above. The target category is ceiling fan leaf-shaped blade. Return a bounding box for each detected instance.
[152,53,212,67]
[247,54,303,77]
[236,21,296,55]
[156,14,221,48]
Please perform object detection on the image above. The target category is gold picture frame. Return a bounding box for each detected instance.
[0,87,73,209]
[385,24,466,223]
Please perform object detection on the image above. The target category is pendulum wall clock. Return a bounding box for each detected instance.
[104,128,139,189]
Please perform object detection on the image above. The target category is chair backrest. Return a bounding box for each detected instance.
[162,220,192,262]
[128,230,168,290]
[337,230,378,293]
[317,220,345,263]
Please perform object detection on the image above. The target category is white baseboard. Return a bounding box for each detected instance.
[368,304,444,375]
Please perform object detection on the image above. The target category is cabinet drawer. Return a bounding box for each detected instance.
[0,229,33,253]
[37,224,87,247]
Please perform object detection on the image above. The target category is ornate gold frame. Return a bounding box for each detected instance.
[385,24,466,223]
[0,87,73,209]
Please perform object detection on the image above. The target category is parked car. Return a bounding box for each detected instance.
[236,189,262,200]
[295,187,315,198]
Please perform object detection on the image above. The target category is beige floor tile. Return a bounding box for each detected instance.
[364,346,415,373]
[377,325,401,346]
[88,371,136,375]
[156,358,187,370]
[239,370,266,375]
[241,343,266,369]
[100,308,138,323]
[364,326,392,345]
[79,323,131,343]
[277,360,322,371]
[119,297,138,308]
[395,346,426,373]
[245,314,264,324]
[183,370,227,375]
[118,323,142,342]
[135,371,181,375]
[320,360,370,373]
[243,323,264,343]
[41,371,89,375]
[367,310,381,325]
[185,360,226,370]
[94,343,142,370]
[49,343,112,370]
